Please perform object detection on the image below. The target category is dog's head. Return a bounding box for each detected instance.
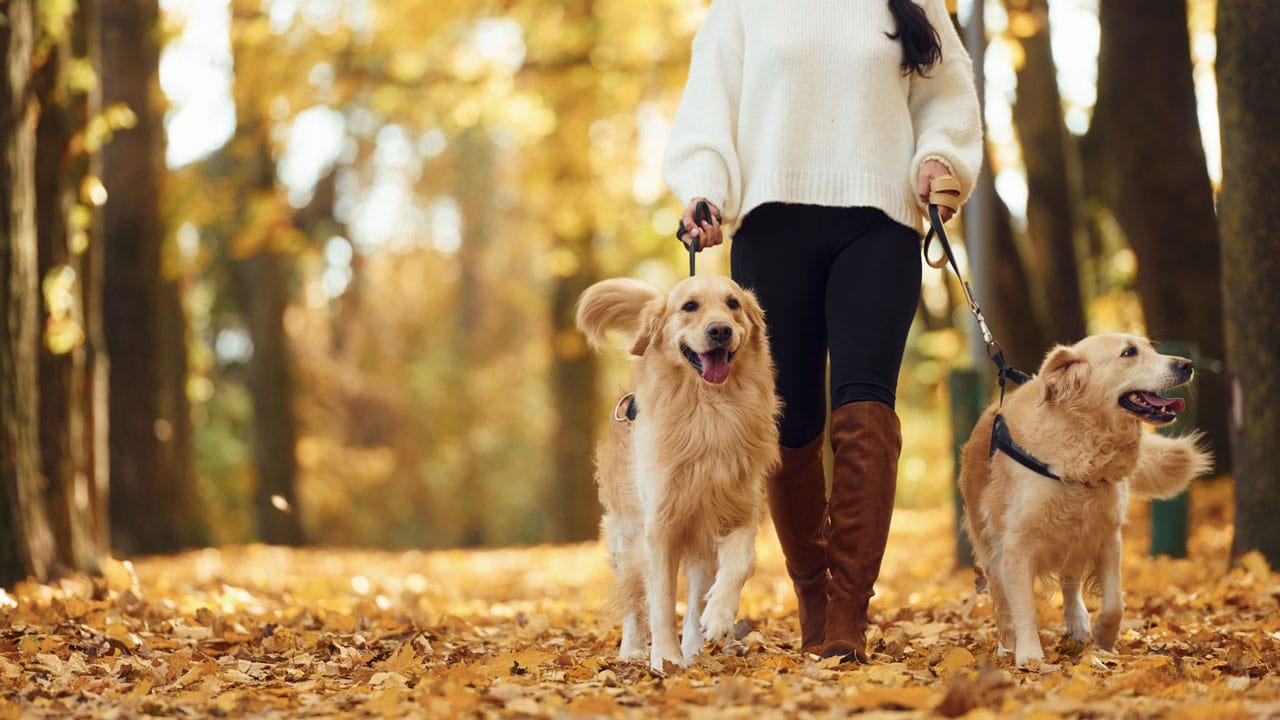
[630,275,766,385]
[1036,333,1193,425]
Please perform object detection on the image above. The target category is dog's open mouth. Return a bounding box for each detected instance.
[1119,390,1186,424]
[682,344,735,384]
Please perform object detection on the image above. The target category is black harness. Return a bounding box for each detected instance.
[989,413,1060,481]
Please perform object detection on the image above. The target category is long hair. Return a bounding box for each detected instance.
[887,0,943,76]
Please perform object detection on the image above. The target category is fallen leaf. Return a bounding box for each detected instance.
[936,647,976,674]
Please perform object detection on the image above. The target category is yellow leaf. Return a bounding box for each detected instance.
[569,696,620,716]
[1055,679,1090,700]
[1170,703,1252,720]
[853,686,936,711]
[362,689,408,718]
[131,679,153,697]
[936,646,975,673]
[1240,550,1271,580]
[106,622,140,651]
[378,643,420,676]
[60,596,88,619]
[0,698,22,720]
[470,650,554,679]
[99,557,135,593]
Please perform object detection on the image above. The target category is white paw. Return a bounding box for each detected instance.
[649,646,687,673]
[681,633,704,665]
[619,647,647,662]
[699,601,736,643]
[1066,614,1093,644]
[1015,645,1045,666]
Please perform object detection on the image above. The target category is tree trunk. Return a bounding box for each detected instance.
[1090,1,1229,472]
[1,0,58,585]
[100,0,198,554]
[1218,0,1280,566]
[543,0,602,544]
[34,10,100,573]
[453,128,495,546]
[1008,0,1087,346]
[231,249,304,546]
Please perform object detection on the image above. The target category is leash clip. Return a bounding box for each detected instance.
[965,283,992,345]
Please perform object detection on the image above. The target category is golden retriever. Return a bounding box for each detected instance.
[576,275,780,672]
[959,333,1212,665]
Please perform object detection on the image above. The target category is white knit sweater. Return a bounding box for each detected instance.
[662,0,983,233]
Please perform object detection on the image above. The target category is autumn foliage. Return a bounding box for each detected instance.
[2,479,1277,717]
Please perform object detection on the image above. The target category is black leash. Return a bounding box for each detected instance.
[924,183,1068,484]
[923,199,1031,405]
[614,202,721,426]
[674,200,719,277]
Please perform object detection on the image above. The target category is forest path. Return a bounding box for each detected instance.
[2,479,1277,718]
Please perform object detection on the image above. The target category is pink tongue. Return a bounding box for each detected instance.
[1141,391,1186,413]
[699,351,731,384]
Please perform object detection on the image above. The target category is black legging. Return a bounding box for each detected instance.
[731,203,921,449]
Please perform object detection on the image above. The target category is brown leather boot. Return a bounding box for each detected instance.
[819,401,901,663]
[766,433,829,654]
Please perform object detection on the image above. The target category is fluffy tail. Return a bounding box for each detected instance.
[1128,432,1213,500]
[575,278,660,349]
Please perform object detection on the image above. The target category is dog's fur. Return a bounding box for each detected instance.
[959,333,1212,665]
[576,275,781,672]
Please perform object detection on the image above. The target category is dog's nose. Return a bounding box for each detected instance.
[1173,357,1194,376]
[706,322,733,345]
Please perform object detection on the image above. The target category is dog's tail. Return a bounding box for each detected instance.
[575,278,661,349]
[1128,432,1213,500]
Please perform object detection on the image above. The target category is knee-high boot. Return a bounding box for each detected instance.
[819,401,900,662]
[766,433,829,653]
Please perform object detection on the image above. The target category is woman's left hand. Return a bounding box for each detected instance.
[917,159,955,223]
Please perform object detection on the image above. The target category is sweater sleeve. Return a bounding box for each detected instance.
[908,0,984,206]
[661,0,745,222]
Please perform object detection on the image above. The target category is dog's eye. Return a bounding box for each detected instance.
[727,298,740,311]
[1121,346,1137,358]
[681,301,698,313]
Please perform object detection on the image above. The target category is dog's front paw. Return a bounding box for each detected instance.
[649,645,687,674]
[1014,645,1045,666]
[699,602,736,644]
[1065,608,1093,644]
[1093,611,1121,651]
[681,633,704,665]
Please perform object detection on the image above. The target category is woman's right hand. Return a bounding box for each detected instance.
[679,198,723,249]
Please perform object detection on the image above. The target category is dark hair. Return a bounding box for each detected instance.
[886,0,943,76]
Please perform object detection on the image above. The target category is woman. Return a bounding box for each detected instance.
[662,0,981,662]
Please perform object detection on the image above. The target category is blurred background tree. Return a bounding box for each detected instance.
[3,0,1277,579]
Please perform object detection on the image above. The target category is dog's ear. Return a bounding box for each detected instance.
[1039,345,1089,404]
[630,295,666,356]
[742,289,768,348]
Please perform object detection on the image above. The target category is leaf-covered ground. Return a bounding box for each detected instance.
[2,478,1278,718]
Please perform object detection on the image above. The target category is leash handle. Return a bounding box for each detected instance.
[675,200,720,277]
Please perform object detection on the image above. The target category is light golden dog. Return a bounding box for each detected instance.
[959,333,1212,665]
[576,275,780,672]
